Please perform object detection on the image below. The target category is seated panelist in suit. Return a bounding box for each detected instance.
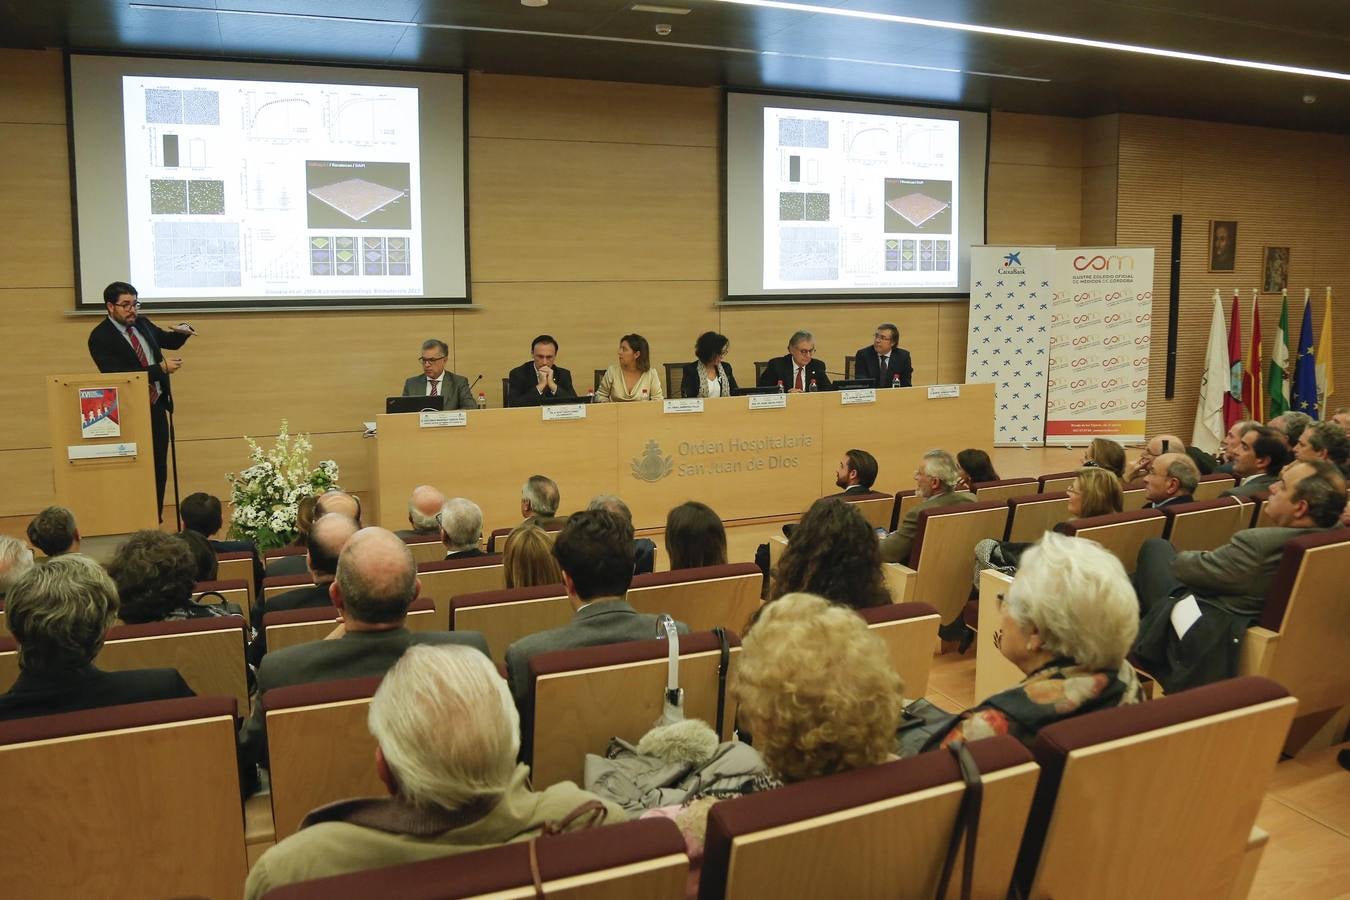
[757,330,831,393]
[595,333,664,402]
[403,339,474,409]
[853,323,913,388]
[506,334,576,407]
[680,331,740,399]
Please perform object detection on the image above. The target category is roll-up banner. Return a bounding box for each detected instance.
[1045,247,1155,446]
[966,246,1055,446]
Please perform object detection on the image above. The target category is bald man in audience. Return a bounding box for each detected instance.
[397,484,446,540]
[0,535,35,602]
[1134,459,1347,692]
[1143,453,1199,509]
[1126,433,1187,482]
[440,497,487,559]
[268,489,364,577]
[26,506,80,557]
[239,527,490,778]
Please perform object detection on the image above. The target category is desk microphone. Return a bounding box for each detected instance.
[468,374,483,392]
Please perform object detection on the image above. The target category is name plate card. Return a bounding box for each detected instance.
[542,404,587,421]
[748,393,787,410]
[68,442,137,460]
[419,410,467,428]
[663,398,704,415]
[927,384,961,399]
[840,388,877,405]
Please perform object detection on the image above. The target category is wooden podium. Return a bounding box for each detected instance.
[47,372,159,536]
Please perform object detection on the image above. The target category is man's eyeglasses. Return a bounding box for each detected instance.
[419,356,447,366]
[111,300,142,310]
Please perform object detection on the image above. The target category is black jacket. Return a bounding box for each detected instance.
[507,362,577,407]
[0,665,194,721]
[853,345,913,387]
[87,316,190,411]
[679,362,740,399]
[757,355,831,391]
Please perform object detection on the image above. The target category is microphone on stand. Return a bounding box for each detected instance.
[468,374,483,392]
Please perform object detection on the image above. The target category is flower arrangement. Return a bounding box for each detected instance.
[225,421,339,550]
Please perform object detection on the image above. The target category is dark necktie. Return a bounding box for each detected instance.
[128,328,161,404]
[879,353,890,386]
[794,366,804,392]
[430,378,439,397]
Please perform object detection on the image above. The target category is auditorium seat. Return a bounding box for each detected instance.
[1238,528,1350,753]
[625,563,762,633]
[699,735,1039,900]
[450,584,571,666]
[1160,497,1250,553]
[195,578,250,622]
[215,550,257,607]
[400,531,447,566]
[753,360,769,384]
[263,573,317,606]
[974,570,1026,702]
[0,615,249,709]
[664,361,687,398]
[1037,470,1079,494]
[1250,491,1276,528]
[486,524,560,553]
[262,597,437,654]
[1004,491,1071,542]
[886,501,1009,625]
[888,488,922,531]
[500,376,509,408]
[593,368,605,392]
[1057,508,1166,573]
[0,600,8,636]
[856,602,939,699]
[264,545,307,562]
[843,355,857,380]
[840,490,896,529]
[1120,479,1150,509]
[264,674,384,841]
[1192,471,1239,501]
[0,696,247,899]
[973,477,1039,505]
[417,556,506,628]
[1016,677,1295,898]
[767,535,911,605]
[527,630,740,788]
[261,818,689,900]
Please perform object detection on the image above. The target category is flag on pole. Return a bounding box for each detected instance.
[1316,286,1335,411]
[1268,290,1290,418]
[1291,290,1319,418]
[1193,290,1230,453]
[1241,290,1264,422]
[1225,290,1243,429]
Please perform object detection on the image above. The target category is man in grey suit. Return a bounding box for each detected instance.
[1133,459,1346,692]
[880,449,976,566]
[402,339,474,409]
[239,527,491,779]
[1220,425,1291,498]
[505,509,689,715]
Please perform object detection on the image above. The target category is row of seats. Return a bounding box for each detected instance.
[0,673,1293,899]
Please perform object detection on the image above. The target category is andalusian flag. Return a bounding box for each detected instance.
[1268,290,1290,417]
[1241,290,1264,422]
[1317,287,1335,411]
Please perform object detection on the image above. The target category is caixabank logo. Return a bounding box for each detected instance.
[997,251,1027,275]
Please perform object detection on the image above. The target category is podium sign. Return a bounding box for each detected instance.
[47,372,158,535]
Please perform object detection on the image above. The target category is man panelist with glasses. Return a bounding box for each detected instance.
[402,339,474,409]
[758,330,831,393]
[87,281,195,520]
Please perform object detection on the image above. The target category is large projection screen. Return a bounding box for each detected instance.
[726,92,987,301]
[69,54,467,310]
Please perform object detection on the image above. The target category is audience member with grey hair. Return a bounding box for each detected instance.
[758,330,831,392]
[0,535,35,600]
[519,475,563,528]
[587,494,656,574]
[239,527,490,781]
[1268,411,1313,447]
[399,484,447,538]
[0,554,193,720]
[1295,420,1350,474]
[880,449,976,571]
[440,497,486,559]
[243,644,622,898]
[1143,452,1200,508]
[26,506,80,557]
[911,532,1142,752]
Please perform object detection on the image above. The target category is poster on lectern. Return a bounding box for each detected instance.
[80,387,122,439]
[966,246,1055,445]
[1045,248,1155,446]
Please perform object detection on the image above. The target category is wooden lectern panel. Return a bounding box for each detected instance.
[46,372,158,535]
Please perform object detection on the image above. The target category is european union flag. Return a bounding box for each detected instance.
[1291,296,1319,418]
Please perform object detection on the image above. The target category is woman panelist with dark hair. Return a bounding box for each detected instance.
[680,331,739,399]
[595,333,663,402]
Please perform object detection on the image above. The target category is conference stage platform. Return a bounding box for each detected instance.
[369,384,994,532]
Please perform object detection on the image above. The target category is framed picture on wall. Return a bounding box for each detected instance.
[1262,246,1290,294]
[1208,220,1237,272]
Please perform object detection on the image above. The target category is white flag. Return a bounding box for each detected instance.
[1192,291,1229,453]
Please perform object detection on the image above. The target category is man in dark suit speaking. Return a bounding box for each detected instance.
[87,281,193,520]
[853,323,913,388]
[402,339,475,408]
[507,334,577,406]
[757,330,831,392]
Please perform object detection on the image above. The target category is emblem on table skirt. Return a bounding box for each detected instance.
[631,439,673,482]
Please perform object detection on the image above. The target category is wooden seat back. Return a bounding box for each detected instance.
[1192,472,1238,501]
[973,477,1039,505]
[904,501,1010,623]
[699,736,1039,900]
[625,563,762,633]
[974,569,1025,703]
[263,573,316,606]
[856,602,939,699]
[263,597,438,654]
[1161,497,1250,553]
[451,584,571,666]
[1004,492,1070,543]
[1059,508,1166,573]
[889,489,921,531]
[841,491,896,529]
[214,551,256,608]
[194,578,250,623]
[0,697,246,899]
[417,557,506,629]
[402,533,448,566]
[1037,470,1078,494]
[1121,480,1149,509]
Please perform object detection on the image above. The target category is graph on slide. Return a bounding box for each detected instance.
[245,94,313,142]
[330,95,400,145]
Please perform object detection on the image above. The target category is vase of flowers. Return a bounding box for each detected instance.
[225,421,339,550]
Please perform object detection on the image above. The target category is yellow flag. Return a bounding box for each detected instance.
[1316,287,1335,411]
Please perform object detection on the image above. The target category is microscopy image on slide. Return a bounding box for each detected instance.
[362,236,387,275]
[779,192,831,222]
[883,179,952,233]
[305,160,411,229]
[187,180,225,214]
[778,225,839,281]
[802,193,830,221]
[150,180,188,215]
[146,89,183,124]
[182,89,221,125]
[885,239,900,272]
[387,236,410,276]
[152,221,240,288]
[335,236,358,275]
[145,88,220,126]
[778,117,829,149]
[902,239,917,271]
[310,237,333,276]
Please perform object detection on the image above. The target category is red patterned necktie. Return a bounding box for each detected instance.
[127,328,161,404]
[794,366,804,392]
[430,378,439,397]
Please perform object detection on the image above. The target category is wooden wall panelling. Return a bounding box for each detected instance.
[935,301,970,385]
[1081,115,1120,247]
[1,124,74,290]
[989,112,1084,168]
[0,49,66,125]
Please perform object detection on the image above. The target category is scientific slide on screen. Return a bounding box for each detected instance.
[121,75,423,299]
[762,107,960,291]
